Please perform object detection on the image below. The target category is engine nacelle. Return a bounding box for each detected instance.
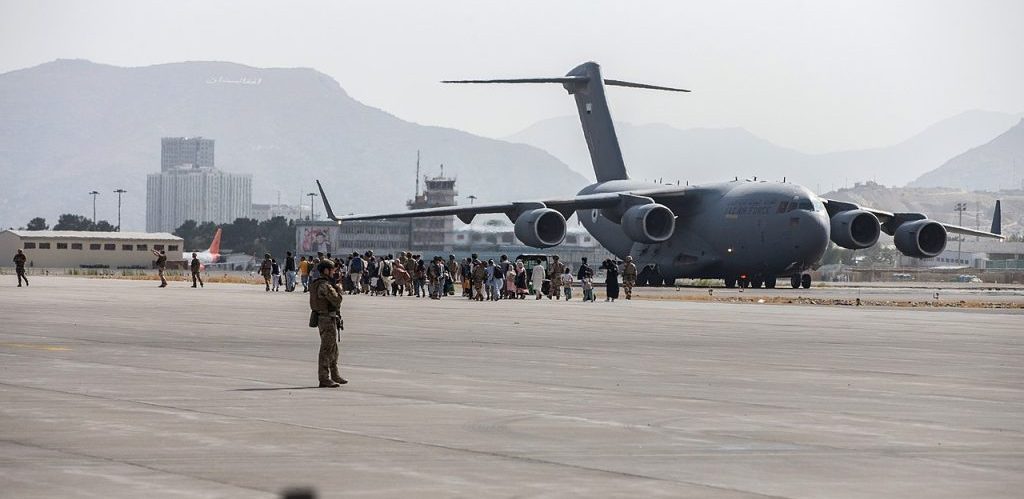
[514,208,566,248]
[621,203,676,243]
[830,209,880,249]
[894,219,947,258]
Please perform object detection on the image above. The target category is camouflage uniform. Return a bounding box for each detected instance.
[190,256,203,288]
[13,251,28,287]
[259,257,273,291]
[310,275,345,386]
[548,259,566,299]
[471,262,487,301]
[622,259,638,300]
[153,251,168,287]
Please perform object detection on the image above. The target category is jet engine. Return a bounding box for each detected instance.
[620,203,676,243]
[514,208,566,248]
[829,209,880,250]
[894,219,947,258]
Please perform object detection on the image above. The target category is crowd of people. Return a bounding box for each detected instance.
[256,250,642,302]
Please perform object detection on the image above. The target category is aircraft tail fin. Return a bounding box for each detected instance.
[991,200,1001,235]
[444,62,688,183]
[208,228,222,256]
[316,180,339,222]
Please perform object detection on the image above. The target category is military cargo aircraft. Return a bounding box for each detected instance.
[317,62,1002,289]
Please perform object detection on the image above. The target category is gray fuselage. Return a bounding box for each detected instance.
[578,180,830,280]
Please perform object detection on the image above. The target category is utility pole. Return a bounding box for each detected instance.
[415,150,421,198]
[954,202,968,264]
[88,191,99,225]
[467,195,477,205]
[113,189,126,231]
[307,192,318,221]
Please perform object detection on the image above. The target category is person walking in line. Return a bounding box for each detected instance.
[152,249,168,287]
[602,259,620,302]
[190,252,204,288]
[447,255,460,296]
[13,249,28,287]
[271,258,281,292]
[348,252,364,294]
[259,253,273,291]
[471,259,487,301]
[515,260,528,299]
[505,263,517,299]
[531,261,546,300]
[299,256,310,292]
[284,251,297,292]
[461,257,473,298]
[577,257,594,302]
[562,267,574,300]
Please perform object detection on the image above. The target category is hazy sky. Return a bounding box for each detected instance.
[2,0,1021,153]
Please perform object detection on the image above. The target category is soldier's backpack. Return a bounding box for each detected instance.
[381,260,392,277]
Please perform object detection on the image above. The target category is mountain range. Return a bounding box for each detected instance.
[0,59,587,231]
[505,110,1023,191]
[910,119,1024,191]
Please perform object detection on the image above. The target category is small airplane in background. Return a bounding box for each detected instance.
[183,228,222,266]
[316,61,1003,289]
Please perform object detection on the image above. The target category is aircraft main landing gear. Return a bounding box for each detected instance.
[724,277,736,288]
[801,273,812,289]
[765,277,777,289]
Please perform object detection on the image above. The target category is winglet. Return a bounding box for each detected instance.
[991,200,1001,235]
[316,180,340,222]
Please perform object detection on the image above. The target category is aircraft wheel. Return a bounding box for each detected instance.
[790,275,801,289]
[724,277,736,288]
[738,277,749,289]
[801,273,812,289]
[751,279,763,289]
[765,277,777,289]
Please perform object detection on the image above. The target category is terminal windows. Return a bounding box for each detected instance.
[24,242,36,249]
[90,243,101,250]
[122,244,133,251]
[168,245,179,251]
[104,243,116,251]
[38,243,51,249]
[136,244,148,251]
[71,243,82,250]
[56,243,68,249]
[154,244,165,251]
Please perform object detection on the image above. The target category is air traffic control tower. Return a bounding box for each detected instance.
[407,170,457,254]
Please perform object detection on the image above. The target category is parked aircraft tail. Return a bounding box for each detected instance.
[209,228,222,255]
[444,61,688,183]
[991,200,1001,235]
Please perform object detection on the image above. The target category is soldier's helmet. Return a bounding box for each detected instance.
[317,259,335,274]
[626,256,633,261]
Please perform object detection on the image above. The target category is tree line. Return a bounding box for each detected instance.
[20,214,116,232]
[174,217,296,258]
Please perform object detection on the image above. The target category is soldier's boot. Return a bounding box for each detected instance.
[319,379,340,388]
[330,367,348,385]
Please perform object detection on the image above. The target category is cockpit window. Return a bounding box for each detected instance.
[811,197,826,212]
[798,199,814,211]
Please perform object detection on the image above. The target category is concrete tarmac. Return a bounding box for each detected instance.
[1,277,1022,498]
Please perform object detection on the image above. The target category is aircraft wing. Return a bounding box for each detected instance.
[317,180,688,224]
[823,199,1004,240]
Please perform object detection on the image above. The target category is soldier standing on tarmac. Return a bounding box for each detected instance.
[548,255,566,300]
[151,249,168,287]
[309,259,347,388]
[190,252,204,288]
[13,249,28,287]
[622,256,638,300]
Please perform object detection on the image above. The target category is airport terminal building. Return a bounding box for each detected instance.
[0,230,184,269]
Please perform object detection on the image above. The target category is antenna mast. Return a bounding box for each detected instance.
[415,150,421,197]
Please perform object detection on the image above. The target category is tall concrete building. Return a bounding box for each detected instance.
[147,137,252,232]
[161,137,214,171]
[146,166,252,232]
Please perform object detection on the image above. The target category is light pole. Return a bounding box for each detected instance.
[954,202,968,264]
[467,195,477,205]
[113,189,126,231]
[307,192,318,221]
[88,191,99,225]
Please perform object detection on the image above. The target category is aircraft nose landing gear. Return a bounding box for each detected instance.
[790,274,812,289]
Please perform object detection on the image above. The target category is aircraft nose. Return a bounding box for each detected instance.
[802,211,830,264]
